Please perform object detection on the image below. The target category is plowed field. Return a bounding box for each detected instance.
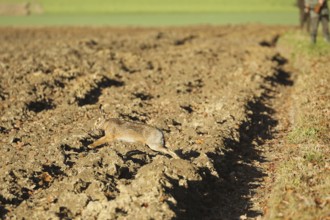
[0,25,293,219]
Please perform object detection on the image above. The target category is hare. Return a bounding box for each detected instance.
[89,117,179,159]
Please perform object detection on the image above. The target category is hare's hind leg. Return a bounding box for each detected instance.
[164,148,180,159]
[148,144,179,159]
[89,135,111,148]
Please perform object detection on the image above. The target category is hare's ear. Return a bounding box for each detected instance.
[99,104,106,118]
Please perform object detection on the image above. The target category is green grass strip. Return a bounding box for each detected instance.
[0,12,298,26]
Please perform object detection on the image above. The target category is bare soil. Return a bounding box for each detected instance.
[0,25,292,219]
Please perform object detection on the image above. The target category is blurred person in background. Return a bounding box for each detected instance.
[297,0,310,32]
[305,0,330,43]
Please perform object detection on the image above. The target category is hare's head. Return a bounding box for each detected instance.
[94,116,106,130]
[93,104,107,130]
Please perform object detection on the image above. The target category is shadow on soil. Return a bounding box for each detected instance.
[26,98,55,113]
[77,76,124,106]
[167,55,293,219]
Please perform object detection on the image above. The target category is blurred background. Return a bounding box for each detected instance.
[0,0,298,26]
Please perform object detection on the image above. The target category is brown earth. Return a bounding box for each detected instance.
[0,3,43,16]
[0,25,293,219]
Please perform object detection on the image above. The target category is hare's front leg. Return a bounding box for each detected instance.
[89,135,112,148]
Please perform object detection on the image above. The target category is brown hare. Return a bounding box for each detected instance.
[89,117,179,159]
